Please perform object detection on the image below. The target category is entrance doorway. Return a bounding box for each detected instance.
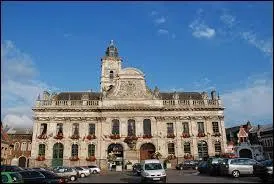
[239,149,252,159]
[18,157,26,167]
[198,141,208,161]
[52,143,64,167]
[140,143,156,160]
[107,144,124,169]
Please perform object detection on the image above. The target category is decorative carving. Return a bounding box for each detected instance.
[173,92,179,100]
[218,116,224,120]
[154,86,160,98]
[38,117,50,121]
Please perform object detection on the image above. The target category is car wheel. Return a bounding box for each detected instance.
[232,170,240,178]
[80,173,85,178]
[93,170,98,174]
[70,176,76,181]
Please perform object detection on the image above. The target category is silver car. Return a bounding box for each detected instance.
[220,158,260,178]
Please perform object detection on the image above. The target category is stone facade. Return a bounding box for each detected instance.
[30,41,226,170]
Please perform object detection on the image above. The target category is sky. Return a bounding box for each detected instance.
[1,2,273,129]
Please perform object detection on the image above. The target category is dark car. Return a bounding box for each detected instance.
[18,170,46,183]
[38,170,66,184]
[1,165,24,172]
[253,160,273,183]
[132,163,142,176]
[176,160,200,170]
[207,157,224,176]
[197,161,208,174]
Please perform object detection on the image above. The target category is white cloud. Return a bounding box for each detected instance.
[240,31,273,57]
[222,73,273,127]
[151,11,158,16]
[63,33,72,38]
[189,19,216,39]
[220,12,236,28]
[154,17,166,24]
[157,29,169,35]
[1,40,57,128]
[193,77,216,91]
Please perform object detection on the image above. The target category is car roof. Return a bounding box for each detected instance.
[141,159,161,164]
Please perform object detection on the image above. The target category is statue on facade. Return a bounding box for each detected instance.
[173,92,179,100]
[153,86,160,98]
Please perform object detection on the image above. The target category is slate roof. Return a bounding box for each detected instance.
[56,92,101,100]
[160,92,203,100]
[7,127,32,135]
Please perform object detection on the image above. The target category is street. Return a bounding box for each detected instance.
[71,169,263,183]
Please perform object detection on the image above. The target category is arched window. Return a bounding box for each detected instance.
[184,142,191,154]
[88,144,95,157]
[143,119,151,136]
[28,142,32,151]
[112,119,120,135]
[14,142,20,150]
[71,144,78,157]
[21,142,27,151]
[215,142,221,155]
[168,143,175,154]
[38,144,45,156]
[110,71,114,79]
[72,123,79,136]
[128,119,136,136]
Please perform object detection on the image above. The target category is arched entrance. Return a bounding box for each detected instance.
[140,143,156,160]
[18,156,26,167]
[107,144,124,168]
[11,158,18,166]
[52,143,64,167]
[239,149,253,159]
[198,141,208,161]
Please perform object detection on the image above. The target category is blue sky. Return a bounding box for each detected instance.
[1,2,273,128]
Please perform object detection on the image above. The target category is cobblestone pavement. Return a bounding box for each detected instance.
[70,169,263,183]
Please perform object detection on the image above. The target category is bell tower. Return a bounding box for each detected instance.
[100,40,122,92]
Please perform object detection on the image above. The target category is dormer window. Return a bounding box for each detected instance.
[110,71,114,79]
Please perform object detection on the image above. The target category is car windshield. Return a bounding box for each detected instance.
[144,163,162,170]
[75,167,83,170]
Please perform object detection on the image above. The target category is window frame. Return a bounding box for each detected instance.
[168,143,175,154]
[184,142,191,154]
[197,122,205,133]
[167,123,174,135]
[212,122,219,133]
[182,122,189,134]
[128,119,136,136]
[38,144,46,156]
[72,123,79,136]
[88,144,95,157]
[89,123,96,135]
[112,119,120,135]
[143,119,152,136]
[71,144,78,157]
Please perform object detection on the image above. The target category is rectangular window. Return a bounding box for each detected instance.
[128,120,136,136]
[182,122,189,134]
[72,123,79,136]
[167,123,174,134]
[56,123,63,135]
[112,120,120,135]
[197,122,204,133]
[40,124,47,135]
[184,143,191,154]
[168,143,175,154]
[212,122,219,133]
[89,124,95,135]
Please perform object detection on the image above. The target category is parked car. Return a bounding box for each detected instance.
[1,165,24,172]
[87,165,101,174]
[197,161,208,174]
[176,160,200,170]
[132,163,142,176]
[32,167,47,171]
[38,170,66,184]
[54,167,78,181]
[220,158,260,178]
[140,159,166,183]
[1,172,24,183]
[207,157,224,176]
[253,160,273,182]
[18,170,46,183]
[73,167,90,178]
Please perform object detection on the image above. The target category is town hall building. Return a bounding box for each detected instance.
[30,41,227,170]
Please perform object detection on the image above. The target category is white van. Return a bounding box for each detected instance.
[140,159,166,183]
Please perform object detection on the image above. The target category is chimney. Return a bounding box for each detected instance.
[211,90,217,100]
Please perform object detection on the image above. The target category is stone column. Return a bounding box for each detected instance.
[219,116,226,153]
[206,116,214,157]
[190,117,198,159]
[135,117,143,137]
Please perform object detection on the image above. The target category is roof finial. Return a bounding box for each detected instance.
[110,40,114,46]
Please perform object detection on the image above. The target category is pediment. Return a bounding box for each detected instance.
[105,79,154,100]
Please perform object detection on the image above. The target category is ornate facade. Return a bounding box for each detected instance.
[30,41,226,170]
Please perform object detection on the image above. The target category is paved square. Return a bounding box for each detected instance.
[71,170,262,183]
